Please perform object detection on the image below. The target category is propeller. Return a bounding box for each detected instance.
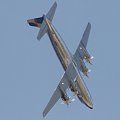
[90,56,94,60]
[60,96,75,105]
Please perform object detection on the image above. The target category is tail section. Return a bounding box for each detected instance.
[37,2,57,40]
[46,2,57,22]
[27,16,44,28]
[27,2,57,40]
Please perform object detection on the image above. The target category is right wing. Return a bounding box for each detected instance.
[43,62,77,117]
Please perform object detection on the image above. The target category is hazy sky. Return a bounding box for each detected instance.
[0,0,120,120]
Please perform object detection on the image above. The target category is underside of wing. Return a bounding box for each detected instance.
[81,22,91,48]
[43,73,69,117]
[43,87,61,117]
[74,23,91,60]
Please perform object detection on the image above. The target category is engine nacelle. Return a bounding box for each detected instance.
[80,59,89,77]
[61,93,69,103]
[69,80,79,95]
[80,46,93,64]
[59,86,70,105]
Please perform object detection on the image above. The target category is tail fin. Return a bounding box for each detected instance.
[37,2,57,40]
[27,16,44,28]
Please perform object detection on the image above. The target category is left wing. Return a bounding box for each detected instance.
[43,62,77,117]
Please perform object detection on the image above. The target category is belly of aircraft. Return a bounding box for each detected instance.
[47,29,71,71]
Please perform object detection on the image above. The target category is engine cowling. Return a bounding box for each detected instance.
[80,59,89,77]
[59,86,70,105]
[81,46,93,64]
[69,81,78,95]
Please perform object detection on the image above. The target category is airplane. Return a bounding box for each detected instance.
[27,2,93,117]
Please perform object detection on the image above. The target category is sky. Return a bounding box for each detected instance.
[0,0,120,120]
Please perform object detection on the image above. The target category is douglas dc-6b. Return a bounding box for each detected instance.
[27,2,94,117]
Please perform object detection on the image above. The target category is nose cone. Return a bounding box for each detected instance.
[77,95,93,109]
[85,98,93,109]
[75,76,93,109]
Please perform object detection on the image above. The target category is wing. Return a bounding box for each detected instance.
[74,23,91,59]
[43,73,69,117]
[80,22,91,48]
[43,86,61,117]
[43,62,77,117]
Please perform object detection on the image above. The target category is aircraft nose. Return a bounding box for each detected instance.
[87,101,93,109]
[77,94,93,109]
[83,95,93,109]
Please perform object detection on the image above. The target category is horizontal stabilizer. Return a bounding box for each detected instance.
[46,2,57,22]
[37,2,57,40]
[37,18,48,40]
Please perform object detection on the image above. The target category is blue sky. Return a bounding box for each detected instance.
[0,0,120,120]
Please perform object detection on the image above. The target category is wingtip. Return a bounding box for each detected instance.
[54,1,57,6]
[88,22,91,28]
[43,112,46,118]
[37,36,40,40]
